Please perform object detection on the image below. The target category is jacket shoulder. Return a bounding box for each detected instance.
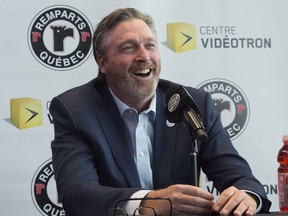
[55,78,105,99]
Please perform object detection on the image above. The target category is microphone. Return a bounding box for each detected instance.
[165,85,208,142]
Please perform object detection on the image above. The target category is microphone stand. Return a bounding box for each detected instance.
[183,109,208,187]
[190,139,199,187]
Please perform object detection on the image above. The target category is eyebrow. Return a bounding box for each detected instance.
[119,37,157,46]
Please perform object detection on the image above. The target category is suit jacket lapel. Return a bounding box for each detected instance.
[94,80,180,189]
[152,89,179,189]
[96,84,141,188]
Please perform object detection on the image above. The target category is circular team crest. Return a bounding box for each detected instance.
[31,159,66,216]
[197,79,250,140]
[28,5,93,71]
[168,94,180,112]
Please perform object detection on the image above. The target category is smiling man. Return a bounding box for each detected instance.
[96,17,161,112]
[50,8,271,216]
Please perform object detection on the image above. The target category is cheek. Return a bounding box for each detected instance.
[104,59,129,77]
[154,55,161,71]
[110,57,131,70]
[152,52,161,63]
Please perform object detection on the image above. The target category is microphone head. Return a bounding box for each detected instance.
[164,84,202,123]
[165,84,208,141]
[165,84,182,122]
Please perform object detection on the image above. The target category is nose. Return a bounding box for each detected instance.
[135,45,150,61]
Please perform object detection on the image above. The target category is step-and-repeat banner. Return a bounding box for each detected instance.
[1,0,287,215]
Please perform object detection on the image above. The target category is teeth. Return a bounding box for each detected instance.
[134,69,150,74]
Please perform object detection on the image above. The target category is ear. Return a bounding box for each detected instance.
[96,56,107,74]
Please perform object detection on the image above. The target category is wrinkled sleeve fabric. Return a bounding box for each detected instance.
[50,95,139,216]
[192,89,271,213]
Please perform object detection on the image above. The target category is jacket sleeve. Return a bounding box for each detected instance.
[194,90,271,213]
[50,96,139,216]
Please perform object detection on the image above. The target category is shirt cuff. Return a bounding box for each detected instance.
[242,190,262,213]
[124,190,151,215]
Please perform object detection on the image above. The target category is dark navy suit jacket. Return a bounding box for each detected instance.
[50,78,271,216]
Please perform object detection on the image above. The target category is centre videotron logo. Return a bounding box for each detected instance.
[167,22,196,53]
[10,97,42,129]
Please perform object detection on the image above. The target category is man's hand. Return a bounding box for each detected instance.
[212,186,258,216]
[140,184,214,215]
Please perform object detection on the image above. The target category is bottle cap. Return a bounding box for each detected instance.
[282,135,288,143]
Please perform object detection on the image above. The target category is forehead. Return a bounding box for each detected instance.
[107,19,156,44]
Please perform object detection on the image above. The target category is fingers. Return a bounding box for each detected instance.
[212,186,237,213]
[213,186,257,216]
[143,185,258,216]
[173,191,214,215]
[233,198,257,216]
[176,184,215,201]
[144,184,215,215]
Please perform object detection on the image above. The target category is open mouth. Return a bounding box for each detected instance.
[133,69,152,77]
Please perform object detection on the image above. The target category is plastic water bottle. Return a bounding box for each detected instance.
[278,135,288,212]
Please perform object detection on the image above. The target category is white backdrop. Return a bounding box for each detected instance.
[1,0,287,215]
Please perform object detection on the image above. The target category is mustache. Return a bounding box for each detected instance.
[129,63,156,71]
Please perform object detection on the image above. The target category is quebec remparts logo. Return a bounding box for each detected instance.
[197,79,250,140]
[31,159,66,216]
[28,5,93,71]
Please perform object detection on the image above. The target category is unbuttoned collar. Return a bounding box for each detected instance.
[109,88,156,121]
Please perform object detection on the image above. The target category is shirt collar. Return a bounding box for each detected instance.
[109,88,156,119]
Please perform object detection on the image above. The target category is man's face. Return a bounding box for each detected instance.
[98,18,161,108]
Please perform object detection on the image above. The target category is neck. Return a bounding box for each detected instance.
[122,94,154,113]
